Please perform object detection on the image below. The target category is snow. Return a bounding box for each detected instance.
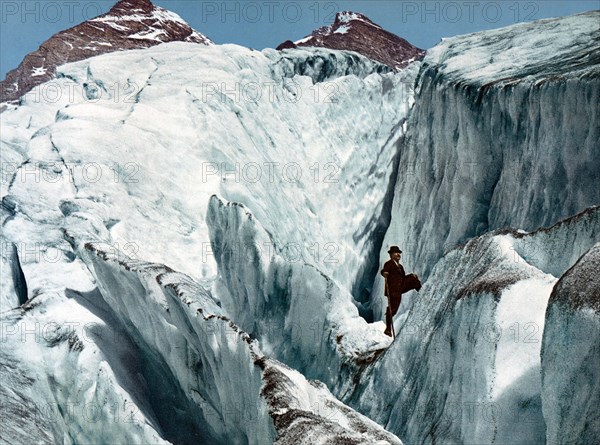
[88,4,212,44]
[128,28,168,42]
[491,275,554,398]
[31,66,47,77]
[259,358,402,444]
[293,35,313,45]
[96,20,129,32]
[334,25,350,35]
[337,11,362,23]
[90,40,113,47]
[1,289,171,444]
[426,11,600,84]
[92,7,188,28]
[337,11,382,29]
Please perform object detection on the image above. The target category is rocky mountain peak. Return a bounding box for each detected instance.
[110,0,155,14]
[277,10,425,70]
[0,0,211,103]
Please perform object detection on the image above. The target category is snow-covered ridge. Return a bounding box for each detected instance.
[257,357,402,445]
[296,10,384,42]
[509,205,600,278]
[337,11,383,29]
[424,10,599,86]
[92,1,190,28]
[280,10,425,71]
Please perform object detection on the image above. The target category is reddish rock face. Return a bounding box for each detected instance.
[277,11,425,70]
[1,0,211,103]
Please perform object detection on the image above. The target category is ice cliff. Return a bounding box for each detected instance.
[541,243,600,445]
[378,10,599,292]
[348,207,599,445]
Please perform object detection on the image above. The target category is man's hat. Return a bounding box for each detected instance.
[388,245,402,254]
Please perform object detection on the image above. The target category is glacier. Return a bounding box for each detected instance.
[1,8,599,445]
[1,41,412,444]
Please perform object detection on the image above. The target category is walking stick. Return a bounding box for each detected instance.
[384,276,396,340]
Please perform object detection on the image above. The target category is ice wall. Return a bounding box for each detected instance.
[541,243,600,445]
[82,242,276,444]
[82,241,403,445]
[265,46,392,83]
[378,11,600,309]
[207,195,392,389]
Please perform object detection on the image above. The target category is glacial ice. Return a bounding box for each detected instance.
[541,243,600,445]
[1,41,413,443]
[1,10,598,445]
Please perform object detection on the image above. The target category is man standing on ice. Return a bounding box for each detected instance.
[381,246,421,337]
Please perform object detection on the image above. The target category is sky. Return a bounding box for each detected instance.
[1,0,599,78]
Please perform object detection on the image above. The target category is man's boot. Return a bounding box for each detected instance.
[384,308,392,337]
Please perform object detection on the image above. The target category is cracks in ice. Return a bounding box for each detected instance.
[49,133,79,195]
[6,242,28,307]
[351,131,406,322]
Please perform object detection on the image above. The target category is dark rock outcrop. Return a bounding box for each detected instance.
[277,11,425,70]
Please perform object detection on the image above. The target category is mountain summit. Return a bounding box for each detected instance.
[0,0,211,102]
[277,11,425,70]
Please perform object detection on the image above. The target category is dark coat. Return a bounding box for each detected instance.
[381,260,422,297]
[381,259,406,297]
[381,259,422,330]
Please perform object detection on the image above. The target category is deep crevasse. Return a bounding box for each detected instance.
[1,10,598,445]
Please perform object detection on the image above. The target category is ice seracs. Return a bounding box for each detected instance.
[0,35,416,442]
